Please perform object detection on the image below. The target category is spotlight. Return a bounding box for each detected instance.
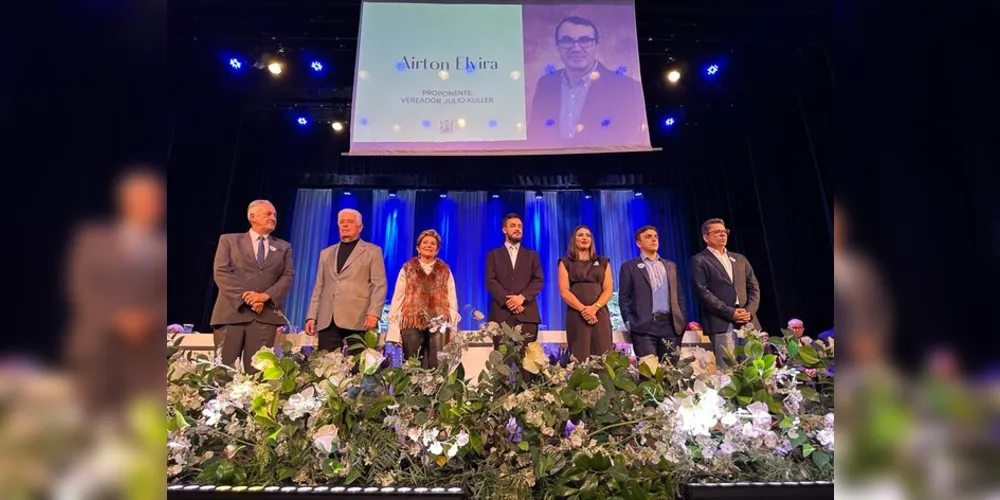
[534,190,543,199]
[439,191,447,198]
[666,70,681,83]
[344,191,352,196]
[310,61,323,72]
[297,117,308,126]
[634,190,643,197]
[268,62,283,75]
[388,189,397,197]
[706,64,719,75]
[664,117,675,127]
[583,190,593,199]
[491,193,500,199]
[229,58,242,70]
[331,121,344,131]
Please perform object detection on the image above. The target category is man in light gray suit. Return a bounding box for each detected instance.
[210,200,294,372]
[305,208,388,352]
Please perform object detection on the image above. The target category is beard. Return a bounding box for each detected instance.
[506,234,522,244]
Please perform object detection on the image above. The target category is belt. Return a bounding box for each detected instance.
[653,312,672,321]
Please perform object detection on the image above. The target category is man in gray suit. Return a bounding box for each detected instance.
[305,208,388,352]
[689,218,761,369]
[210,200,294,372]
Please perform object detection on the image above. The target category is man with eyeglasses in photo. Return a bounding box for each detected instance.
[527,16,646,147]
[689,218,761,369]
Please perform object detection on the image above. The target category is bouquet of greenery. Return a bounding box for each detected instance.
[167,313,833,499]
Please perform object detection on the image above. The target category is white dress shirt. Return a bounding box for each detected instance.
[385,259,461,343]
[708,246,738,306]
[249,229,270,259]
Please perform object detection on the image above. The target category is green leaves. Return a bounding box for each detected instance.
[811,450,831,468]
[798,345,821,366]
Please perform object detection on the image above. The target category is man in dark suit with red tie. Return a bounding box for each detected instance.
[689,218,761,369]
[485,213,544,351]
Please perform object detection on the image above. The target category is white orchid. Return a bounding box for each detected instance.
[283,387,322,421]
[359,348,386,375]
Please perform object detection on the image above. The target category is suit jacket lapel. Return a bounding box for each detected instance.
[731,253,744,293]
[636,259,651,287]
[512,246,523,274]
[243,233,259,268]
[262,239,280,268]
[341,240,366,273]
[703,249,733,284]
[330,243,342,276]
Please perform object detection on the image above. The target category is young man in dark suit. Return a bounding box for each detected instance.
[618,225,687,360]
[689,218,761,369]
[485,213,543,351]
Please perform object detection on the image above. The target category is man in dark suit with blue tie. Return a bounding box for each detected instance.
[689,218,761,369]
[618,226,687,360]
[210,200,295,372]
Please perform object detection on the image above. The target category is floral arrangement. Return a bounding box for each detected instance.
[167,312,834,499]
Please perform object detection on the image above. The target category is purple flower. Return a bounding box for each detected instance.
[302,346,313,357]
[563,420,578,438]
[167,324,185,333]
[635,422,644,430]
[273,345,283,358]
[505,417,523,443]
[388,384,395,397]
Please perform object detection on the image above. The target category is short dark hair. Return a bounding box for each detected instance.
[502,213,522,227]
[554,16,600,44]
[701,218,725,234]
[634,225,657,241]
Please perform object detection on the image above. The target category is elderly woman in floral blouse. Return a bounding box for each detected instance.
[385,229,461,368]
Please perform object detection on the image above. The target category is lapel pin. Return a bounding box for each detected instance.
[269,245,277,252]
[729,256,736,262]
[637,263,645,269]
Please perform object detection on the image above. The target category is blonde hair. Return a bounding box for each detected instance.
[416,229,442,250]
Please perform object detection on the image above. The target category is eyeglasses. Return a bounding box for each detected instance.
[557,36,597,50]
[706,229,730,236]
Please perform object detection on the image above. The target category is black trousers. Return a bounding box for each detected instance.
[631,317,678,362]
[400,328,446,369]
[317,322,366,353]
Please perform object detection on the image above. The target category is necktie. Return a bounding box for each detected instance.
[256,236,266,267]
[508,245,516,268]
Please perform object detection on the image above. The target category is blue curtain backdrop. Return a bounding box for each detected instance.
[284,189,697,331]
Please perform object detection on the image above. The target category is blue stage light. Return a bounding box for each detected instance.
[388,190,397,197]
[534,191,543,199]
[488,119,498,127]
[311,61,324,72]
[707,64,720,75]
[422,119,432,128]
[439,191,447,198]
[229,58,242,70]
[664,117,675,127]
[344,191,352,196]
[491,193,500,199]
[297,117,308,126]
[634,190,643,197]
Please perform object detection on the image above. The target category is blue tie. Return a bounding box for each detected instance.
[256,236,266,267]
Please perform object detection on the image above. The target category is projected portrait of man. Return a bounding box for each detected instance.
[527,16,647,147]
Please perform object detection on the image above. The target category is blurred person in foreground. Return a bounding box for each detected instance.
[210,199,294,373]
[64,167,166,417]
[385,229,460,368]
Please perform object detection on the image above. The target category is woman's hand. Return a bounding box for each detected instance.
[580,305,599,324]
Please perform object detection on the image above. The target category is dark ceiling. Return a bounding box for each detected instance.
[169,0,830,122]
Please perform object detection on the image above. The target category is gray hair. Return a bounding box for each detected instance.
[247,199,274,216]
[338,208,363,225]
